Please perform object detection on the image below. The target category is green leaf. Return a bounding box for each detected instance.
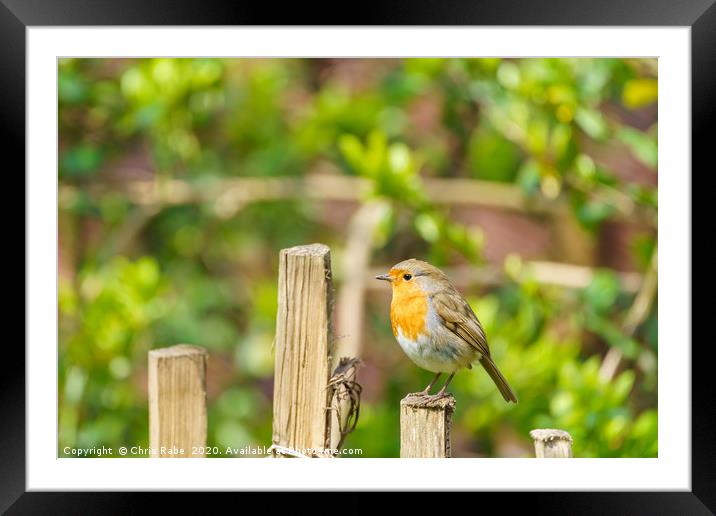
[414,212,441,243]
[338,134,365,173]
[584,271,620,313]
[576,200,615,230]
[617,127,657,169]
[613,370,635,400]
[575,108,609,140]
[622,78,658,109]
[467,126,521,181]
[58,72,88,103]
[61,145,104,177]
[516,159,541,195]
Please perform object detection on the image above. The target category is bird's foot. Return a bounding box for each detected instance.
[406,391,452,407]
[427,390,451,401]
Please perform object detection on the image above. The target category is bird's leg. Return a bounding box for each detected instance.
[435,372,456,397]
[417,373,442,396]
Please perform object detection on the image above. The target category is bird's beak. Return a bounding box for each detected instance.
[375,273,392,282]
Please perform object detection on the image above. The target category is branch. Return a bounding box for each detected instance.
[599,246,658,381]
[59,174,650,223]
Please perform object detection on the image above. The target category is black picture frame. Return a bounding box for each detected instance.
[5,0,709,512]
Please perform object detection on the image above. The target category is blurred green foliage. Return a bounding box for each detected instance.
[59,58,657,458]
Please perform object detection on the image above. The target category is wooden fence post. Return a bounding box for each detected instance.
[148,344,208,457]
[272,244,334,457]
[400,394,456,458]
[530,428,573,458]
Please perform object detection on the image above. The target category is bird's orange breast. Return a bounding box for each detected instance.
[390,282,428,341]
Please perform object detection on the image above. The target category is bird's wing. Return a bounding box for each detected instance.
[431,289,491,358]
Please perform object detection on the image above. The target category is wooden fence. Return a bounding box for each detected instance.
[147,243,573,459]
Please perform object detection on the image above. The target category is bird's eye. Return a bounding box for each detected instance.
[403,274,412,281]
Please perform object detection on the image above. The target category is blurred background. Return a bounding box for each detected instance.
[58,58,658,458]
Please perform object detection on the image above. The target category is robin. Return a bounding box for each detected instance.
[376,258,517,403]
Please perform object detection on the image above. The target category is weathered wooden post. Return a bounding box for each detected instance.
[400,394,456,458]
[272,244,334,457]
[530,428,573,458]
[148,344,208,457]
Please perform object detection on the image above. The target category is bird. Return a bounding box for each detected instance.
[376,258,517,403]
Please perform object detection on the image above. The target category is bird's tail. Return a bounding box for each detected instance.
[479,356,518,403]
